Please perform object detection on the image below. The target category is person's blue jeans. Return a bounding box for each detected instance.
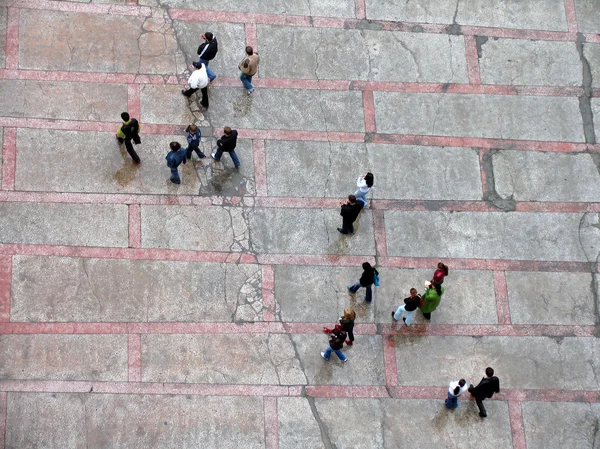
[445,392,458,409]
[349,282,372,302]
[170,167,180,184]
[214,148,241,167]
[354,190,368,207]
[199,59,216,81]
[393,305,414,325]
[240,72,254,90]
[323,346,347,361]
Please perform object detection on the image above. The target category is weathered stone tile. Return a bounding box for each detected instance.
[588,44,600,88]
[250,208,376,255]
[374,92,584,142]
[278,398,324,449]
[266,141,482,200]
[394,336,600,390]
[206,88,365,132]
[290,334,385,385]
[11,256,262,322]
[315,398,512,449]
[593,99,600,139]
[479,39,581,86]
[6,393,265,449]
[522,402,600,449]
[142,334,307,385]
[0,202,128,247]
[365,0,568,31]
[141,205,250,252]
[0,335,127,381]
[575,0,600,33]
[506,271,596,325]
[140,84,198,125]
[258,26,468,83]
[15,129,254,196]
[492,150,600,202]
[0,79,127,121]
[0,7,6,68]
[384,211,595,262]
[0,127,3,185]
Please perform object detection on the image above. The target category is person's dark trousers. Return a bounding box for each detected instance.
[186,141,205,160]
[349,283,372,302]
[340,218,355,234]
[347,330,354,342]
[475,396,487,417]
[118,137,141,163]
[182,87,209,108]
[423,312,431,320]
[182,87,198,97]
[214,147,241,167]
[170,167,180,184]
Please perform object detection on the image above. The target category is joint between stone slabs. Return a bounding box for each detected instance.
[263,397,279,449]
[0,128,17,191]
[0,256,12,323]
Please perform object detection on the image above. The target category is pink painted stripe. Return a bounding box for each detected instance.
[0,257,12,323]
[0,128,17,191]
[383,335,398,387]
[170,8,310,27]
[372,209,387,258]
[258,254,376,267]
[585,34,600,43]
[283,323,377,335]
[245,23,258,52]
[460,25,576,42]
[261,265,276,322]
[253,139,268,197]
[493,271,512,325]
[0,392,5,449]
[464,35,481,85]
[563,0,579,33]
[126,0,137,5]
[4,8,19,70]
[0,118,182,136]
[508,401,528,449]
[380,323,595,338]
[128,204,142,249]
[306,386,390,398]
[127,84,141,120]
[127,334,142,382]
[362,90,376,134]
[355,0,367,19]
[263,397,279,449]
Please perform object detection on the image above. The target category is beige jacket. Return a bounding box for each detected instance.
[239,53,260,76]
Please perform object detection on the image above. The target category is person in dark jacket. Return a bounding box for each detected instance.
[468,367,500,418]
[116,112,141,164]
[348,262,378,303]
[321,324,348,362]
[323,307,356,346]
[197,32,218,82]
[337,195,363,234]
[185,124,204,160]
[392,287,421,325]
[211,127,240,168]
[165,141,187,184]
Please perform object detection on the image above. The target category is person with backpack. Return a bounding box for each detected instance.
[116,112,141,164]
[185,124,205,160]
[165,141,187,184]
[348,262,378,303]
[320,324,348,362]
[392,287,421,325]
[445,378,468,409]
[468,367,500,418]
[419,281,443,320]
[323,307,356,346]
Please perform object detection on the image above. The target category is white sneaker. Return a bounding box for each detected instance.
[320,352,329,361]
[211,153,217,160]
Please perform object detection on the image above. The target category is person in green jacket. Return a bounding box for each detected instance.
[419,281,444,320]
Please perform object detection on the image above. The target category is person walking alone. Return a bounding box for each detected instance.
[165,141,187,184]
[197,32,218,82]
[182,62,209,108]
[445,379,468,409]
[348,262,378,303]
[392,287,421,325]
[239,46,260,94]
[338,195,363,235]
[468,367,500,418]
[211,127,240,168]
[116,112,141,164]
[321,324,348,362]
[355,172,374,208]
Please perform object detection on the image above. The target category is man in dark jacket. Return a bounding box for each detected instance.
[197,32,218,82]
[165,141,187,184]
[116,112,141,164]
[392,287,421,325]
[338,195,363,234]
[468,367,500,417]
[211,127,240,168]
[348,262,378,302]
[321,324,348,362]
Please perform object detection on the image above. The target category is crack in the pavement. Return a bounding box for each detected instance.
[577,213,600,337]
[576,33,596,144]
[479,149,517,211]
[304,391,336,449]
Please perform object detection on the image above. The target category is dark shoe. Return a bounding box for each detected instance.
[403,317,406,323]
[345,340,353,345]
[391,312,397,321]
[337,228,348,234]
[170,178,180,184]
[479,412,487,418]
[365,299,372,303]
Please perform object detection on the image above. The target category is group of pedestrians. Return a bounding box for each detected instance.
[446,367,501,418]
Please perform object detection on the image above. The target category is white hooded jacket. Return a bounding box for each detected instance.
[188,64,209,89]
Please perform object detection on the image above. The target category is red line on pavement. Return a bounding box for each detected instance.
[252,139,268,197]
[4,8,19,70]
[0,392,6,449]
[283,323,377,335]
[127,84,141,120]
[261,265,276,322]
[126,0,137,5]
[0,128,17,191]
[245,23,258,52]
[169,8,310,27]
[508,401,528,449]
[258,254,376,267]
[362,90,377,134]
[372,209,387,258]
[493,271,512,325]
[383,335,398,387]
[263,397,279,449]
[381,323,595,337]
[563,0,579,33]
[306,386,391,398]
[585,34,600,43]
[127,334,142,382]
[0,256,12,323]
[128,204,142,249]
[464,35,481,85]
[355,0,367,20]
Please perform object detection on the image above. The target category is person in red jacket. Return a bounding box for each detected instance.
[321,324,348,362]
[432,262,449,287]
[323,307,356,346]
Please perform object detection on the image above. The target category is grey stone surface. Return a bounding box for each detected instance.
[394,336,600,390]
[140,84,198,125]
[6,393,266,449]
[575,0,600,33]
[479,38,582,86]
[585,43,600,88]
[206,88,365,132]
[365,0,568,31]
[277,398,324,449]
[0,7,6,68]
[266,141,483,200]
[0,127,3,185]
[0,335,128,381]
[506,271,596,325]
[522,402,600,449]
[0,80,127,121]
[11,256,263,322]
[249,208,376,255]
[258,26,468,83]
[374,92,584,142]
[492,150,600,202]
[593,99,600,139]
[141,205,250,252]
[142,333,308,385]
[274,265,498,324]
[384,211,597,262]
[315,398,512,449]
[0,202,129,247]
[15,130,255,196]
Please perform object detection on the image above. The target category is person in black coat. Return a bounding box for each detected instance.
[468,367,500,417]
[197,31,218,82]
[338,195,363,235]
[321,324,348,362]
[348,262,378,303]
[211,127,240,168]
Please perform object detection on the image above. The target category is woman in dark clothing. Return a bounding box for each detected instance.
[323,307,356,346]
[321,324,348,362]
[348,262,378,302]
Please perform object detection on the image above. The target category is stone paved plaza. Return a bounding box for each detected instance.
[0,0,599,447]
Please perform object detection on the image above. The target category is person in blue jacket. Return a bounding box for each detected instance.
[166,141,187,184]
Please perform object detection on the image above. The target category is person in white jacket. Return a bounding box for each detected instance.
[445,379,468,409]
[354,172,374,207]
[182,62,209,108]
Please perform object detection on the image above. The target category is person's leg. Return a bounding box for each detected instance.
[182,87,198,97]
[200,86,209,108]
[117,137,125,144]
[445,392,453,409]
[185,146,193,160]
[348,221,355,234]
[365,285,372,302]
[240,72,253,90]
[422,312,431,320]
[212,147,224,161]
[321,346,333,360]
[354,190,367,208]
[476,397,487,417]
[200,59,216,81]
[229,150,241,168]
[124,139,140,163]
[404,310,415,326]
[333,349,347,362]
[170,167,180,184]
[348,282,361,293]
[393,305,406,321]
[191,142,205,158]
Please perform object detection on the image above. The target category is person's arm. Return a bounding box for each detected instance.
[494,378,500,393]
[197,43,207,56]
[116,126,126,139]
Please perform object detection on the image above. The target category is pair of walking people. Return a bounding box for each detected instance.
[321,307,356,362]
[338,173,374,235]
[445,367,500,418]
